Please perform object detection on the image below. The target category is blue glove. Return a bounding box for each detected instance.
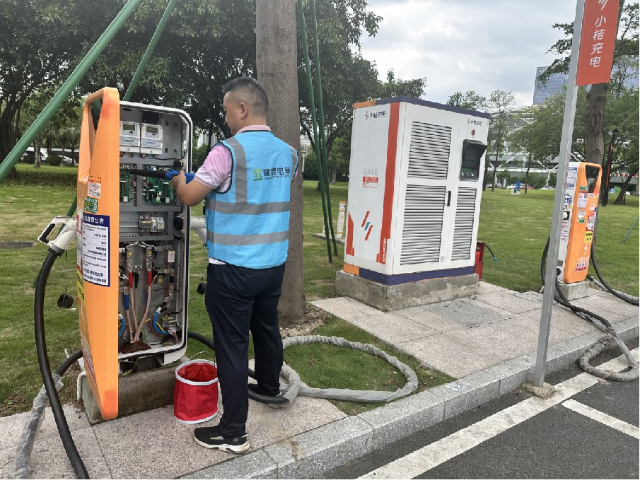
[165,170,195,183]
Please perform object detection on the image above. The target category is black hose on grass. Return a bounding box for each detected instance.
[35,250,88,478]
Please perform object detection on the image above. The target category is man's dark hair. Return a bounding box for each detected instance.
[223,77,269,116]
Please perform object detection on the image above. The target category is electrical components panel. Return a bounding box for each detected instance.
[117,101,192,372]
[120,122,140,153]
[141,123,163,155]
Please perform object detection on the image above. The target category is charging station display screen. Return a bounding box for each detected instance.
[460,139,487,181]
[586,166,600,193]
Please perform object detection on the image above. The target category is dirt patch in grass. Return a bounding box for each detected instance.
[281,304,329,338]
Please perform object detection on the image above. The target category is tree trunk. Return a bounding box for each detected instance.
[524,153,532,194]
[584,83,608,166]
[33,139,43,168]
[614,167,639,205]
[482,159,489,191]
[256,0,305,325]
[207,122,214,151]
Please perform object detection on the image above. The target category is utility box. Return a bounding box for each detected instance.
[558,162,602,284]
[342,97,489,288]
[76,89,192,420]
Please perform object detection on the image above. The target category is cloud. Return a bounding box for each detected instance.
[361,0,579,106]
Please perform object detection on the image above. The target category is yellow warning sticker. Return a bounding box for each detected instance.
[584,232,593,243]
[76,269,85,303]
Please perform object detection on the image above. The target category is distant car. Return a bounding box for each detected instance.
[541,186,555,190]
[21,147,48,162]
[61,155,77,166]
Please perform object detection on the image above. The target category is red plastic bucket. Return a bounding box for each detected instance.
[174,359,219,424]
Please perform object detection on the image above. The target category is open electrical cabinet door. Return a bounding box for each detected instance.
[76,88,121,420]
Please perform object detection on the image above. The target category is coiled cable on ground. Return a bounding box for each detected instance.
[540,238,638,381]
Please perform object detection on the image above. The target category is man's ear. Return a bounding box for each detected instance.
[239,102,249,119]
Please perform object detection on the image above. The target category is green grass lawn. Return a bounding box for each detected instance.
[0,180,636,417]
[14,164,78,175]
[478,188,639,296]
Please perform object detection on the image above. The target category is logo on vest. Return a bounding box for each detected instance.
[253,167,291,181]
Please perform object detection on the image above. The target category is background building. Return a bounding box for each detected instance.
[533,61,639,105]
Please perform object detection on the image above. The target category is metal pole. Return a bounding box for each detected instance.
[533,0,585,388]
[124,0,178,102]
[297,0,333,262]
[622,216,638,244]
[309,0,338,255]
[0,0,143,181]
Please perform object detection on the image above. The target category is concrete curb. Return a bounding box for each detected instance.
[182,316,639,479]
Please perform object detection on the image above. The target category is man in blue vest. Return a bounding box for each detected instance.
[171,77,298,453]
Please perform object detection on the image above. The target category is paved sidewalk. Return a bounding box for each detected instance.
[0,282,637,478]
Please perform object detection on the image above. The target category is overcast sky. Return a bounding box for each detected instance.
[359,0,588,107]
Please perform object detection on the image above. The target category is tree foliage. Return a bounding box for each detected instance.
[538,1,638,165]
[446,90,487,112]
[485,90,515,192]
[1,0,426,174]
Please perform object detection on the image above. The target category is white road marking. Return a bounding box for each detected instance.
[360,349,638,479]
[562,399,639,439]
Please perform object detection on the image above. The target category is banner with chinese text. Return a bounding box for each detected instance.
[576,0,620,86]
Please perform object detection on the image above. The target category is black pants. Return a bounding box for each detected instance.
[204,262,286,437]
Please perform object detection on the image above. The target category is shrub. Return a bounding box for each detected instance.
[192,144,210,171]
[46,155,62,166]
[21,154,35,164]
[1,169,76,187]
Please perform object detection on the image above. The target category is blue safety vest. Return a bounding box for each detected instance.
[205,131,298,269]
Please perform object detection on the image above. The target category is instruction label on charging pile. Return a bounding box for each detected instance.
[88,176,102,198]
[81,213,110,286]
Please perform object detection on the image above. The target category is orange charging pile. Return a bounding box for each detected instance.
[558,162,602,284]
[76,88,121,420]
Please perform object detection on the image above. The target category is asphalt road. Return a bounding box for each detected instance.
[326,339,639,479]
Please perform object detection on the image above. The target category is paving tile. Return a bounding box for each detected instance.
[395,306,466,332]
[246,395,346,450]
[358,390,443,451]
[397,333,501,378]
[333,312,438,344]
[421,299,510,327]
[476,281,509,295]
[442,315,574,365]
[263,416,372,478]
[473,291,541,314]
[182,450,277,479]
[29,427,110,479]
[430,371,500,420]
[516,306,598,336]
[311,297,384,320]
[0,446,13,479]
[93,405,230,479]
[572,293,638,321]
[0,403,89,451]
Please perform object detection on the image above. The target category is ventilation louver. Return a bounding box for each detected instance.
[451,187,477,261]
[400,185,446,265]
[407,122,452,180]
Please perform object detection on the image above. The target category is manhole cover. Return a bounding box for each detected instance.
[0,241,34,249]
[422,299,504,327]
